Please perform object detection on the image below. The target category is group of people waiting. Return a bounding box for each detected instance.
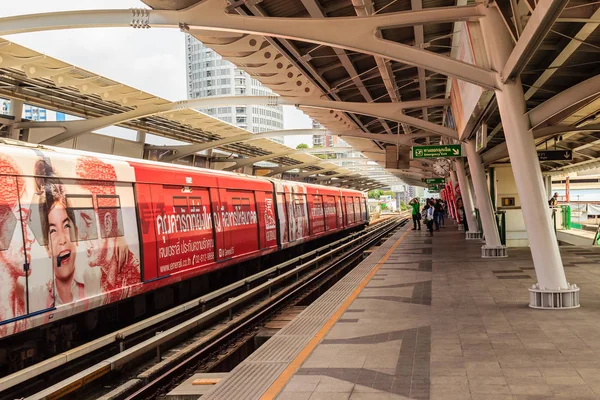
[409,198,446,237]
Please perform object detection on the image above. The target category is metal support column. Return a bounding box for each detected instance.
[480,4,577,308]
[8,99,23,140]
[465,140,506,256]
[449,169,461,228]
[455,158,480,239]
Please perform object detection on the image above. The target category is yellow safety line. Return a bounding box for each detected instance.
[260,228,411,400]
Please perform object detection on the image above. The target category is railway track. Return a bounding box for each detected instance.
[1,215,407,400]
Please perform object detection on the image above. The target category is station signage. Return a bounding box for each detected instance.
[412,144,462,159]
[537,150,572,162]
[423,178,445,185]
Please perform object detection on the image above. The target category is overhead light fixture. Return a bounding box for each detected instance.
[576,112,600,128]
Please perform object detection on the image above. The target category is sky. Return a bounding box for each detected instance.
[3,0,314,148]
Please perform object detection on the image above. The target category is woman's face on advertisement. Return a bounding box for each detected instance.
[48,202,76,280]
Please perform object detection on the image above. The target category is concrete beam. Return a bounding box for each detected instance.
[0,3,498,88]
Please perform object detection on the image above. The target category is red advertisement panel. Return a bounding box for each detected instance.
[0,148,141,336]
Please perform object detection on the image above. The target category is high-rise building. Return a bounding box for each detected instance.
[185,36,284,142]
[312,119,338,148]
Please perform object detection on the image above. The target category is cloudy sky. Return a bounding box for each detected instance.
[3,0,314,148]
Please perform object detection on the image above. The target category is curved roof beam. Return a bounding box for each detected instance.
[264,161,324,177]
[0,2,498,89]
[17,96,280,145]
[220,147,377,171]
[17,95,448,147]
[297,165,342,178]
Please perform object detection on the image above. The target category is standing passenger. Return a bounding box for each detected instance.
[424,200,435,237]
[409,197,421,231]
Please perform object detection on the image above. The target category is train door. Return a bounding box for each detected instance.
[336,195,344,228]
[293,194,309,239]
[354,197,361,223]
[325,195,337,231]
[162,187,214,273]
[149,184,171,278]
[256,191,277,249]
[135,183,160,281]
[310,194,325,234]
[345,196,355,225]
[222,190,259,258]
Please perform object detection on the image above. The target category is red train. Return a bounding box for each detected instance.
[0,141,367,348]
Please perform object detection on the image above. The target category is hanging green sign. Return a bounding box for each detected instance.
[412,144,462,159]
[423,178,445,184]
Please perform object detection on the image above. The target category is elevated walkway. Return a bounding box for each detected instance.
[194,224,600,399]
[557,229,596,246]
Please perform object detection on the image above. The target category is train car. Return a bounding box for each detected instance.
[0,141,366,370]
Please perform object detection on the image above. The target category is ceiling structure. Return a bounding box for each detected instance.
[0,0,598,188]
[144,0,599,177]
[0,37,404,189]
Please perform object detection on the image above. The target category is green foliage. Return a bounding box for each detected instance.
[296,143,309,149]
[380,203,388,211]
[368,189,383,199]
[400,201,408,211]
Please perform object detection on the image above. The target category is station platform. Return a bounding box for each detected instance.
[201,222,600,400]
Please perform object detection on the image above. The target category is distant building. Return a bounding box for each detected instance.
[312,119,338,148]
[185,35,284,142]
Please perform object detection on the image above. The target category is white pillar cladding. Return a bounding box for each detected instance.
[454,158,479,238]
[480,4,577,308]
[465,140,503,248]
[136,130,147,144]
[8,99,23,140]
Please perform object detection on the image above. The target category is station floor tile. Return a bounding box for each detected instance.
[278,224,600,400]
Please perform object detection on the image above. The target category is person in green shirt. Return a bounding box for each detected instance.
[409,197,421,230]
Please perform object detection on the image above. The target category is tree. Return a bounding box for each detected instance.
[368,189,383,199]
[296,143,309,149]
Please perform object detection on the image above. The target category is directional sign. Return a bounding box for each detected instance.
[423,178,445,185]
[537,150,572,162]
[412,144,462,159]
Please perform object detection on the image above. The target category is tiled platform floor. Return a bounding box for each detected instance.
[209,223,600,400]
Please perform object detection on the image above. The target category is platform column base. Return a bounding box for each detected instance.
[457,224,464,231]
[481,245,508,258]
[528,283,580,309]
[466,231,483,240]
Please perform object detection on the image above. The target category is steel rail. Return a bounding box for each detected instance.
[1,217,401,399]
[122,217,407,400]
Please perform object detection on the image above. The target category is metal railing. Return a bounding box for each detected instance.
[495,210,506,246]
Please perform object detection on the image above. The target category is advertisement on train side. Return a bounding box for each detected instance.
[0,147,141,336]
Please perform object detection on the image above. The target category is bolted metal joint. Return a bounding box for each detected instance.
[130,8,150,29]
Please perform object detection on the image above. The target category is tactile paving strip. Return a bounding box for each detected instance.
[202,225,409,400]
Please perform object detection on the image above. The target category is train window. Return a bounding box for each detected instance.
[189,197,203,213]
[66,195,98,242]
[232,197,251,210]
[96,195,124,239]
[173,196,188,212]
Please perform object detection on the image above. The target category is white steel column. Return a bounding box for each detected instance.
[136,130,147,144]
[454,158,479,237]
[466,140,503,249]
[8,99,23,140]
[481,5,569,293]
